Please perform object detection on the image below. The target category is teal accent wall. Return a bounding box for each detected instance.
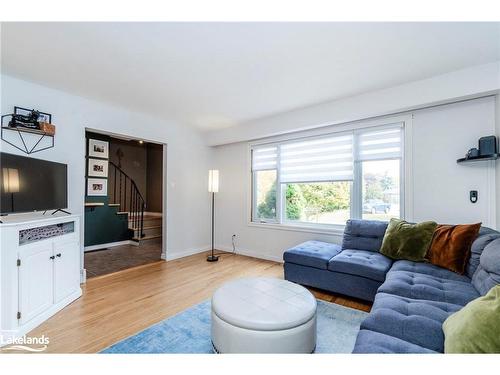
[84,194,132,247]
[85,131,132,247]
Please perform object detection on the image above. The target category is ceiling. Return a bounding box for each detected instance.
[2,22,499,131]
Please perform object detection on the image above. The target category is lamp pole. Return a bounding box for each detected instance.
[207,170,219,262]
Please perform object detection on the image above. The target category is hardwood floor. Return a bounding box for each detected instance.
[24,251,371,353]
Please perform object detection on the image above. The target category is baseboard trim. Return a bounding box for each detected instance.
[216,245,284,263]
[84,240,134,252]
[235,250,284,263]
[165,245,211,261]
[164,245,284,263]
[81,268,87,283]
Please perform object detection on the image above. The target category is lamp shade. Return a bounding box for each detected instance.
[3,168,20,193]
[208,169,219,193]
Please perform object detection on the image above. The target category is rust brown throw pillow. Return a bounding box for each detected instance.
[427,223,481,274]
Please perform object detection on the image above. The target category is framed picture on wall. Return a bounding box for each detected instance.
[88,158,108,178]
[87,178,108,196]
[88,139,109,159]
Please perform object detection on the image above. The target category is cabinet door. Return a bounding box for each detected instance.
[53,241,80,303]
[18,244,54,325]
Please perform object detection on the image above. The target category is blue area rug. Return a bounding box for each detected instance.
[102,300,368,354]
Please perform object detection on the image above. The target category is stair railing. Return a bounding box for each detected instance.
[109,161,145,238]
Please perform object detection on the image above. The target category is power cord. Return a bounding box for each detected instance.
[213,234,237,257]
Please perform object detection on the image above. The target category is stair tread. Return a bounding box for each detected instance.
[132,234,162,241]
[129,225,161,230]
[128,217,162,221]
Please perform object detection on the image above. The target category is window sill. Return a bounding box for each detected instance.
[247,221,345,236]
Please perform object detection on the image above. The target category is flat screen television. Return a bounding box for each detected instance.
[0,152,68,215]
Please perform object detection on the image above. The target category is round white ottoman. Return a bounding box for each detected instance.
[211,277,317,353]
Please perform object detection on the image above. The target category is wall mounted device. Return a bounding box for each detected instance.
[470,190,478,204]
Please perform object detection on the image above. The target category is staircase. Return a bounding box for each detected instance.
[129,213,162,243]
[109,161,162,244]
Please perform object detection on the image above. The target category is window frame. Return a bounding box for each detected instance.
[249,117,410,233]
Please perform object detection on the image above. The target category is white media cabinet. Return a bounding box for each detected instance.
[1,213,82,343]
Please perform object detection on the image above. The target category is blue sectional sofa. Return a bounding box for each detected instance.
[283,219,500,353]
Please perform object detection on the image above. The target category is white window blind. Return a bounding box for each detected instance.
[357,125,402,161]
[252,145,278,171]
[280,134,353,183]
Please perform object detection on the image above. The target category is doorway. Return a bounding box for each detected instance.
[83,129,166,278]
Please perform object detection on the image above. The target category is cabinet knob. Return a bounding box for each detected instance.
[56,253,62,257]
[50,256,55,260]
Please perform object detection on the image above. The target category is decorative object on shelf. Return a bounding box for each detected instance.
[457,135,499,164]
[207,169,219,262]
[479,136,497,156]
[38,122,56,136]
[1,107,56,155]
[465,148,479,159]
[87,178,108,196]
[10,107,52,130]
[87,158,108,178]
[88,139,109,159]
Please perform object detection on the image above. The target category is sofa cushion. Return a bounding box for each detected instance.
[283,240,341,270]
[379,219,437,262]
[342,219,388,252]
[466,227,500,278]
[443,285,500,353]
[361,292,462,352]
[427,223,481,274]
[391,260,471,283]
[471,237,500,295]
[378,270,479,306]
[353,329,436,354]
[328,249,392,282]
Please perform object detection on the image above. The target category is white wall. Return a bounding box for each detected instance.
[411,98,496,225]
[0,75,213,272]
[207,61,500,146]
[213,98,497,262]
[496,95,500,227]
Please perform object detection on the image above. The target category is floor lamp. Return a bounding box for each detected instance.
[207,169,219,262]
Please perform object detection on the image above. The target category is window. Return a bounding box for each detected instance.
[284,181,352,225]
[254,169,277,221]
[361,159,400,221]
[251,123,403,228]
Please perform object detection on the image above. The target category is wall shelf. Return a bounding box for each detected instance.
[85,202,104,212]
[456,154,500,164]
[84,202,105,207]
[1,124,55,154]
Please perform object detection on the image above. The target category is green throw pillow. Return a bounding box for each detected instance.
[379,218,437,262]
[443,285,500,353]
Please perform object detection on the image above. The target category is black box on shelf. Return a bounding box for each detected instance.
[478,136,497,156]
